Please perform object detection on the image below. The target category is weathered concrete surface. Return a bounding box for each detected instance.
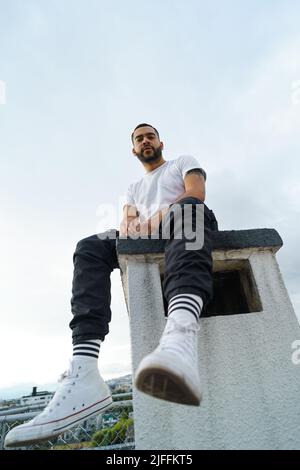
[117,229,300,450]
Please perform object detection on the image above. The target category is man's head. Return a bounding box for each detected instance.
[131,123,164,164]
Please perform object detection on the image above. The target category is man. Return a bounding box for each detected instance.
[5,123,217,447]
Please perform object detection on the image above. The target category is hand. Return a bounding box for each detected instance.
[119,219,130,236]
[120,218,139,237]
[119,217,144,237]
[127,218,141,236]
[138,221,151,237]
[127,219,150,238]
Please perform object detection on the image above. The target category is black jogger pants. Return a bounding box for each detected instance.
[70,197,218,344]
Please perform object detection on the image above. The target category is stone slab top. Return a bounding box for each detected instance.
[116,228,283,255]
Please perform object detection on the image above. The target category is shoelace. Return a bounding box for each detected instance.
[158,317,200,363]
[58,360,75,383]
[32,361,80,420]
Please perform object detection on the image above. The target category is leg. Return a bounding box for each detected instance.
[163,197,214,309]
[135,199,217,406]
[4,229,119,448]
[70,230,120,343]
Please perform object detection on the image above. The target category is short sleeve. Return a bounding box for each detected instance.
[176,155,207,181]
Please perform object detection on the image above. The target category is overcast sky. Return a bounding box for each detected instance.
[0,0,300,393]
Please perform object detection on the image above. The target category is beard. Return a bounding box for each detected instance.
[135,146,162,164]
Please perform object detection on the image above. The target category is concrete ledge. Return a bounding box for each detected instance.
[116,228,283,255]
[118,226,300,449]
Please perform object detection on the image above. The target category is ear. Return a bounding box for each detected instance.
[132,148,137,156]
[160,141,164,150]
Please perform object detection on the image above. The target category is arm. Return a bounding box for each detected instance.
[128,169,206,236]
[174,168,206,203]
[144,169,206,234]
[120,204,139,236]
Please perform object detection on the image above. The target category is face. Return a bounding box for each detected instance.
[132,126,164,164]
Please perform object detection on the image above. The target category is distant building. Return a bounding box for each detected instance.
[19,386,54,407]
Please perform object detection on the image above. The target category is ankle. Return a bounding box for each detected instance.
[72,339,101,361]
[167,294,203,326]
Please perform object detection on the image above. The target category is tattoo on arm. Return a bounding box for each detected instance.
[186,168,207,181]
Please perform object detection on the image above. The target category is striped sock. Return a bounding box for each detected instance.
[73,339,101,360]
[168,294,203,326]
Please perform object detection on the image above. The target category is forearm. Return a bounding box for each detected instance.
[146,206,170,234]
[146,190,205,235]
[120,212,140,236]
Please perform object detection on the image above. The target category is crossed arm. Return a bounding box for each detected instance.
[120,169,206,237]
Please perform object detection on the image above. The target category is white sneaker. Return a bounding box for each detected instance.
[4,359,112,448]
[135,317,202,406]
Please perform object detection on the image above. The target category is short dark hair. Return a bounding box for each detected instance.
[131,123,160,143]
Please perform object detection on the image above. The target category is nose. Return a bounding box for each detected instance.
[142,137,151,146]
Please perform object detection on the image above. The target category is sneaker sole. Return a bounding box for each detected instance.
[135,366,201,406]
[4,396,113,448]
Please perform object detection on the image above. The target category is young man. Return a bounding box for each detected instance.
[5,124,217,447]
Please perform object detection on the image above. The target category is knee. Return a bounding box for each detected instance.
[75,235,99,255]
[176,196,204,205]
[74,231,118,256]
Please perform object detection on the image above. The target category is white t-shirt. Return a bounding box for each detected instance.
[126,155,206,222]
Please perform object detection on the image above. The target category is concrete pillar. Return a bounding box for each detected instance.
[117,229,300,450]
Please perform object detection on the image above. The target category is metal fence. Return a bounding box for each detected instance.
[0,394,135,450]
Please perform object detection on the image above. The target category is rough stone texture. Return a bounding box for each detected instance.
[117,228,283,255]
[117,229,300,450]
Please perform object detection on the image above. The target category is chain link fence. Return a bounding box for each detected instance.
[0,394,134,450]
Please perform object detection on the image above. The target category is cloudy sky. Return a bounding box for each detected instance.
[0,0,299,394]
